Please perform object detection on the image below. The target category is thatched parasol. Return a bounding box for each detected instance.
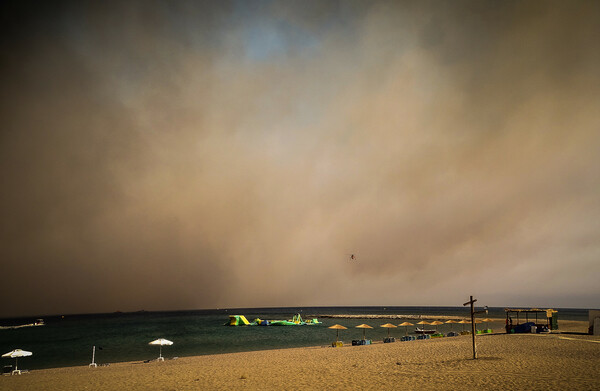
[355,324,373,340]
[380,323,397,338]
[398,321,414,336]
[328,324,348,342]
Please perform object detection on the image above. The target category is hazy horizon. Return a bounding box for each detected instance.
[2,303,596,321]
[1,0,599,318]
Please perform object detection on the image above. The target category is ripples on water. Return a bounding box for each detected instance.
[0,306,589,369]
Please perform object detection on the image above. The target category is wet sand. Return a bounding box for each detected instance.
[2,321,598,390]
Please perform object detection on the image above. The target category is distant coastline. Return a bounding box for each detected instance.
[312,314,496,321]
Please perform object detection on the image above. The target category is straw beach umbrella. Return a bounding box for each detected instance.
[149,339,173,361]
[398,321,414,336]
[2,349,32,374]
[380,323,397,338]
[445,320,457,331]
[430,320,444,333]
[355,324,373,340]
[416,320,430,332]
[458,320,470,332]
[481,318,493,330]
[328,324,347,342]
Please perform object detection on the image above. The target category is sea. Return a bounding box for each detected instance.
[0,306,590,370]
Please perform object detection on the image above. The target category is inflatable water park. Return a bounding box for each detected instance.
[227,313,321,326]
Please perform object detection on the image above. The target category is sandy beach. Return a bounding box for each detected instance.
[2,320,598,390]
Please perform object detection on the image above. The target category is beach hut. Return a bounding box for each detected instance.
[505,308,557,333]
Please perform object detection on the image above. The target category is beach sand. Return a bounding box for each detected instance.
[2,321,598,390]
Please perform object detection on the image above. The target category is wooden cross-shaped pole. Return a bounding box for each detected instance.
[463,296,477,359]
[463,295,488,360]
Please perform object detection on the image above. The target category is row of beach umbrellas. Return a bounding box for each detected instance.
[328,318,495,340]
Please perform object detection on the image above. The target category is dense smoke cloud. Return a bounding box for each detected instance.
[1,1,598,317]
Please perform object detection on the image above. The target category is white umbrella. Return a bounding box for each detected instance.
[2,349,32,374]
[149,339,173,361]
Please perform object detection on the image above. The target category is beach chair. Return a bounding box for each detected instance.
[331,341,343,347]
[383,337,396,343]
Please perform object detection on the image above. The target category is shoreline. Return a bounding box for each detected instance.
[1,320,590,372]
[2,327,598,390]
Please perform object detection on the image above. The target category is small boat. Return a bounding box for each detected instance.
[415,328,436,335]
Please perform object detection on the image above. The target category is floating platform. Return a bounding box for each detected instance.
[226,314,321,326]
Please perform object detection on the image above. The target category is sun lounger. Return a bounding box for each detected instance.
[383,337,396,343]
[331,341,343,347]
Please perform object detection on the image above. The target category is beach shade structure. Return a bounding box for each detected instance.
[458,320,470,332]
[380,323,397,338]
[416,320,430,333]
[355,324,373,340]
[149,339,173,361]
[481,318,494,330]
[2,349,32,375]
[445,320,457,331]
[430,321,444,332]
[328,324,347,342]
[399,322,414,336]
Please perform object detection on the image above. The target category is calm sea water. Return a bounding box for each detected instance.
[0,306,589,370]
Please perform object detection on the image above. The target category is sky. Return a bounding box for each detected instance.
[1,0,599,318]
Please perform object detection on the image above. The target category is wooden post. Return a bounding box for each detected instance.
[463,296,487,359]
[470,297,476,359]
[463,296,477,359]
